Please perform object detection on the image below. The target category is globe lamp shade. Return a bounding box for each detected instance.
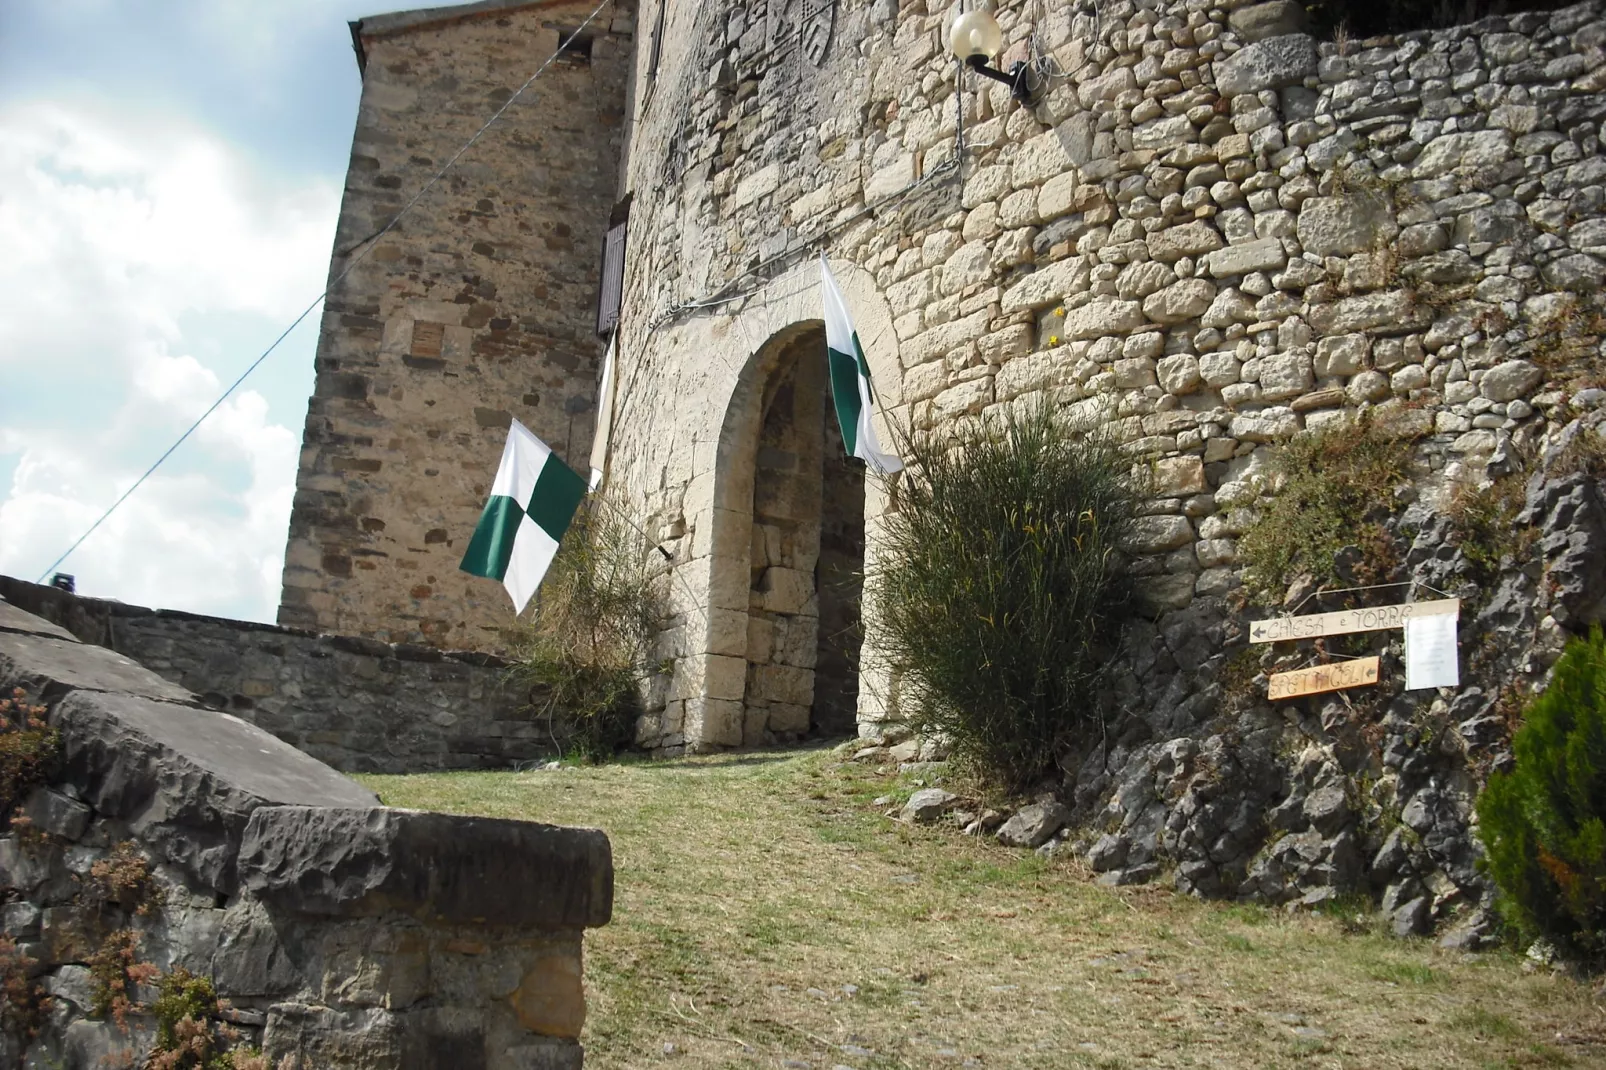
[948,10,1004,63]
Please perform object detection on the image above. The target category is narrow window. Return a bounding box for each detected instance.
[596,196,631,337]
[557,29,593,64]
[649,0,667,82]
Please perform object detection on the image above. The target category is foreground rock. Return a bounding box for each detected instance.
[0,598,612,1069]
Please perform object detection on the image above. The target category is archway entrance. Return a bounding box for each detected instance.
[717,323,865,745]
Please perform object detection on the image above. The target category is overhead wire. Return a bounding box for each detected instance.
[36,0,617,584]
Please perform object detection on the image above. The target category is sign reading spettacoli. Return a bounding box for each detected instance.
[1267,657,1381,700]
[1248,599,1460,645]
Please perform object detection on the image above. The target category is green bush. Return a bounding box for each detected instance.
[508,496,666,762]
[869,401,1140,791]
[1477,627,1606,963]
[1237,416,1412,602]
[149,967,264,1069]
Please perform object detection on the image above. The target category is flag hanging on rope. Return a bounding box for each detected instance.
[459,420,587,614]
[821,255,904,476]
[589,332,617,491]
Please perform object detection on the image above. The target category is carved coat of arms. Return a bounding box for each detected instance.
[767,0,836,66]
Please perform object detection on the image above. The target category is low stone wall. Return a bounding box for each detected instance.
[0,595,611,1069]
[0,577,555,774]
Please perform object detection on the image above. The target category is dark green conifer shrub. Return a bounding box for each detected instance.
[1477,627,1606,963]
[869,401,1140,791]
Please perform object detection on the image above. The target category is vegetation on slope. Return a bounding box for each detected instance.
[367,750,1605,1069]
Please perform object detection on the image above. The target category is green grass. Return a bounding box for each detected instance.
[364,748,1606,1070]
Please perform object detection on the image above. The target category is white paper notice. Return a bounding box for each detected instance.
[1405,612,1460,691]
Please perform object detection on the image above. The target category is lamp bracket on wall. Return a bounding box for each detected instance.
[965,53,1035,105]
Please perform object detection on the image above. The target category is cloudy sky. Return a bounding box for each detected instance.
[0,0,386,621]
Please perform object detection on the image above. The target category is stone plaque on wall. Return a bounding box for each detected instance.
[767,0,836,67]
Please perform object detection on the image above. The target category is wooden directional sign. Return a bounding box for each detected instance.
[1268,657,1381,700]
[1248,599,1460,645]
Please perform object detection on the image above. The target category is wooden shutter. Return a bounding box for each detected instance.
[596,201,630,336]
[648,0,666,81]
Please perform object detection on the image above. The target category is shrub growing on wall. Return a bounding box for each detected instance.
[1237,416,1413,602]
[508,497,666,762]
[870,401,1140,792]
[1477,627,1606,963]
[1,687,58,818]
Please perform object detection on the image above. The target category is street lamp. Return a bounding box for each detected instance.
[947,8,1037,105]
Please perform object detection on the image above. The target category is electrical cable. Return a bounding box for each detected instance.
[36,0,616,584]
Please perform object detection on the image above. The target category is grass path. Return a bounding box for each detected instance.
[365,747,1605,1070]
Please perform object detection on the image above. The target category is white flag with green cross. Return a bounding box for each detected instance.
[459,420,587,614]
[821,255,903,476]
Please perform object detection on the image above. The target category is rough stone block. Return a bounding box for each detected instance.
[1123,516,1195,554]
[47,688,377,893]
[239,805,613,929]
[1297,196,1397,257]
[1314,333,1369,377]
[1152,457,1207,497]
[1143,279,1217,324]
[0,631,195,705]
[1480,360,1543,402]
[1412,130,1513,178]
[1257,354,1314,401]
[754,664,813,707]
[1215,34,1318,97]
[1001,256,1090,313]
[1308,291,1425,334]
[1204,237,1287,278]
[997,802,1070,848]
[1229,1,1306,42]
[1157,354,1202,395]
[21,788,90,841]
[1147,222,1225,262]
[1063,296,1145,339]
[511,952,588,1038]
[758,568,814,615]
[1113,358,1158,389]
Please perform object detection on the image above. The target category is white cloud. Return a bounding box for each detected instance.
[0,100,340,622]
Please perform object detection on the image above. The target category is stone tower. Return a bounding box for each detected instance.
[278,0,632,649]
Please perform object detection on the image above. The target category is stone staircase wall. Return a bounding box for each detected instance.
[0,594,612,1069]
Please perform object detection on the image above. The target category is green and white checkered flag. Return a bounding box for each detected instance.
[822,255,903,476]
[459,420,587,614]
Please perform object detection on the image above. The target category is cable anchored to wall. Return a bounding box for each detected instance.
[35,0,617,585]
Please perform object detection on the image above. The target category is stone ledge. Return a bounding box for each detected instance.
[0,577,511,670]
[0,629,198,705]
[51,688,380,893]
[0,597,78,642]
[239,805,612,929]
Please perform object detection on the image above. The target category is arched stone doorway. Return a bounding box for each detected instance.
[708,321,866,745]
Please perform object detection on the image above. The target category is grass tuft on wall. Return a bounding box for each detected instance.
[507,497,667,762]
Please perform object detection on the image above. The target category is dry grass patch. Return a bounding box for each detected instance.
[364,749,1605,1070]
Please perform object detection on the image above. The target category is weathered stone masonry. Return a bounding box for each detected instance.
[279,0,634,649]
[273,0,1606,926]
[1,576,553,774]
[587,0,1606,928]
[0,595,612,1069]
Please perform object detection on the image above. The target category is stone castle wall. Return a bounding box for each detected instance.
[279,0,633,650]
[608,0,1606,730]
[598,0,1606,924]
[0,596,611,1069]
[1,576,555,774]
